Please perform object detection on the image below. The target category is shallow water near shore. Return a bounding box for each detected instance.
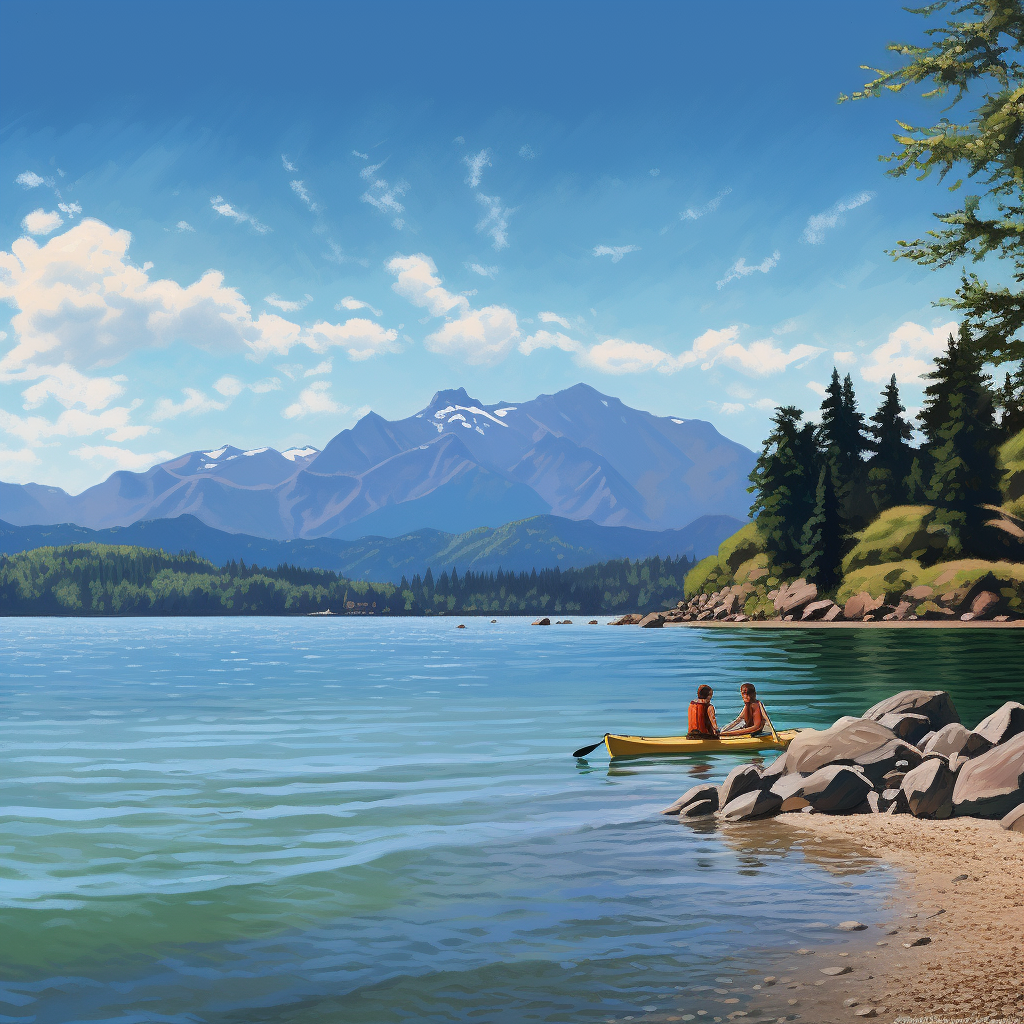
[2,618,1021,1024]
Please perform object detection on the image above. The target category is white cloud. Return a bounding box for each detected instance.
[538,311,572,330]
[650,168,660,177]
[210,196,270,234]
[752,397,779,411]
[360,160,387,181]
[265,293,312,312]
[682,188,731,221]
[476,194,513,250]
[464,149,492,188]
[323,240,345,263]
[0,445,40,476]
[281,154,297,172]
[518,330,582,357]
[834,350,857,365]
[72,445,176,472]
[387,253,469,317]
[304,359,332,377]
[453,136,465,145]
[303,319,401,361]
[290,180,319,211]
[593,244,640,263]
[283,380,343,419]
[802,191,875,244]
[0,219,399,373]
[21,364,126,411]
[16,171,46,188]
[720,402,745,414]
[213,375,244,398]
[151,388,229,421]
[362,181,408,214]
[425,305,520,365]
[176,220,195,232]
[352,150,368,160]
[772,317,800,335]
[806,380,828,397]
[22,209,64,235]
[580,339,678,375]
[250,377,282,393]
[466,263,498,278]
[860,320,958,384]
[716,250,780,289]
[0,402,151,445]
[57,202,82,219]
[519,145,535,159]
[680,326,822,374]
[335,296,383,316]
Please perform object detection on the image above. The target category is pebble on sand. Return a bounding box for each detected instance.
[837,921,867,931]
[819,966,852,976]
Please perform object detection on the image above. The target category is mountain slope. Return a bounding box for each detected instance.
[0,512,745,584]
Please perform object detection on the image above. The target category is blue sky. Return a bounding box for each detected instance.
[0,0,993,492]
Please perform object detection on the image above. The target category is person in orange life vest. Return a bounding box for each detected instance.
[687,684,719,739]
[721,682,769,737]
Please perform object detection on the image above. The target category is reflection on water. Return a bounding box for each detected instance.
[1,619,1019,1023]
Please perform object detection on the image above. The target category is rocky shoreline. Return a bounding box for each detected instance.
[660,690,1024,826]
[608,572,1024,626]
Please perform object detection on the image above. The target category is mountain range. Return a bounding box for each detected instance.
[0,513,744,584]
[1,383,756,540]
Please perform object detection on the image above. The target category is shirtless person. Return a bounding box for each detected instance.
[686,684,719,739]
[721,682,768,737]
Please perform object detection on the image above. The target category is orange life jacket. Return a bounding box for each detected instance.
[688,699,714,736]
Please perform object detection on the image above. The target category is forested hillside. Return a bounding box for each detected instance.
[0,544,695,617]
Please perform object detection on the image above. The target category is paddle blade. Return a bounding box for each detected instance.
[572,740,603,758]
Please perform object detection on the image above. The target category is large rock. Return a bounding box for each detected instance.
[801,599,836,621]
[720,788,783,821]
[1001,803,1024,832]
[608,614,642,625]
[800,764,874,813]
[901,758,958,819]
[843,592,883,621]
[785,718,922,787]
[719,763,765,806]
[877,712,932,745]
[661,783,720,816]
[962,701,1024,757]
[952,732,1024,819]
[862,690,960,731]
[774,579,818,616]
[638,612,666,628]
[923,723,972,758]
[679,798,717,818]
[532,617,551,625]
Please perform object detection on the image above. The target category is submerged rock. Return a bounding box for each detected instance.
[720,788,783,821]
[661,783,720,816]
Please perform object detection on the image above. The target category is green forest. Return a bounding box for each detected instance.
[0,543,696,617]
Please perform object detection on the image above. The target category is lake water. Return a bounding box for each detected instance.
[2,619,1021,1024]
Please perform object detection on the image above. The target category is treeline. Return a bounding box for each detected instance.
[0,543,696,616]
[750,325,1024,590]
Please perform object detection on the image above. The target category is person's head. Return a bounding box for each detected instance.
[740,682,757,703]
[697,684,713,700]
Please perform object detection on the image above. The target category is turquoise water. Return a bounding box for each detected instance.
[2,619,1021,1024]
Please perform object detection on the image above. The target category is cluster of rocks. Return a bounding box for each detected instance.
[531,617,599,625]
[612,573,1021,625]
[662,690,1024,832]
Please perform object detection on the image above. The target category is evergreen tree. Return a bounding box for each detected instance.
[815,368,872,527]
[800,460,845,591]
[748,406,817,573]
[867,374,916,512]
[995,364,1024,439]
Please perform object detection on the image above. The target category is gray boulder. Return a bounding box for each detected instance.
[760,751,789,783]
[923,723,972,759]
[801,764,874,813]
[785,718,922,787]
[720,788,783,821]
[661,783,720,816]
[877,712,932,745]
[774,579,818,616]
[901,758,958,819]
[1000,803,1024,832]
[952,731,1024,818]
[532,617,551,625]
[962,701,1024,757]
[719,763,765,806]
[679,798,717,818]
[638,612,666,628]
[862,690,960,731]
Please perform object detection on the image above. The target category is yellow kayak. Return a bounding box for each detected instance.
[603,728,802,758]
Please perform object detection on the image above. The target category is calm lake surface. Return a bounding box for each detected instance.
[2,619,1021,1024]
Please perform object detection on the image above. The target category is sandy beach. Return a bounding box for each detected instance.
[758,814,1024,1023]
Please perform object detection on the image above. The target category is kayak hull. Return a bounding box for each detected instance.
[603,728,802,758]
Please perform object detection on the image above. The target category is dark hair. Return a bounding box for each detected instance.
[740,682,757,697]
[697,684,713,699]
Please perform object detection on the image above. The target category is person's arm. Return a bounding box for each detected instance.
[707,705,719,735]
[723,703,765,736]
[720,714,744,732]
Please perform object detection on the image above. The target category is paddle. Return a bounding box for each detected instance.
[760,702,782,745]
[572,739,605,758]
